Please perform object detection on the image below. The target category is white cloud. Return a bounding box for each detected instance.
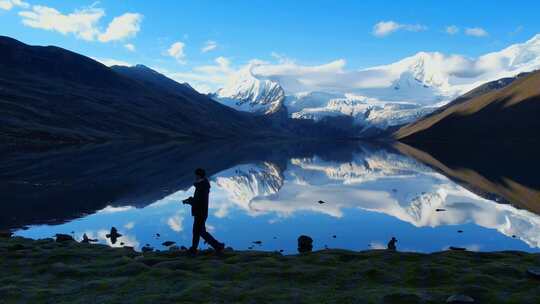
[98,13,142,42]
[465,27,488,37]
[124,221,135,229]
[164,70,214,93]
[162,56,232,92]
[373,20,427,37]
[201,40,218,53]
[163,34,540,99]
[92,57,132,67]
[124,43,136,52]
[168,41,186,64]
[0,0,29,10]
[19,5,104,41]
[18,4,142,43]
[445,25,459,35]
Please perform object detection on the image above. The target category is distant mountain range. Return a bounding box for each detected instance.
[212,35,540,136]
[395,70,540,142]
[2,34,539,143]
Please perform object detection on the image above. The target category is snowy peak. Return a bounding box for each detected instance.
[214,64,285,114]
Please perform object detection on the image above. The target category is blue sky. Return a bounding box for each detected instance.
[1,0,539,92]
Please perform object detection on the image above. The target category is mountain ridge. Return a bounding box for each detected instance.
[0,36,289,143]
[394,69,540,142]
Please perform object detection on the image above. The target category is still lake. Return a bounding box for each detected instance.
[2,141,539,254]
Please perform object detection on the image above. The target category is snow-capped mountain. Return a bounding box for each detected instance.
[213,64,285,115]
[211,34,540,134]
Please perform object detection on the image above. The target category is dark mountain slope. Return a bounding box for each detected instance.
[111,64,198,97]
[0,36,287,143]
[394,70,540,142]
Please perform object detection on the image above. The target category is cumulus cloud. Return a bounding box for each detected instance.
[0,0,29,10]
[445,25,459,35]
[98,13,142,42]
[163,56,233,92]
[465,27,488,37]
[18,4,142,42]
[165,34,540,99]
[201,40,218,53]
[373,20,427,37]
[168,41,186,64]
[124,43,136,52]
[19,5,104,41]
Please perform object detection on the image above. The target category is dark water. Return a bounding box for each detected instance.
[2,141,539,254]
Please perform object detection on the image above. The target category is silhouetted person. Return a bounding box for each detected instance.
[183,168,224,255]
[106,227,122,244]
[387,237,397,251]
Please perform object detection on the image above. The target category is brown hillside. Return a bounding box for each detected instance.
[395,70,540,142]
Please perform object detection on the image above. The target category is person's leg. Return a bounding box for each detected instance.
[191,216,204,250]
[199,217,222,249]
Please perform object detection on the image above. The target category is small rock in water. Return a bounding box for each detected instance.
[120,242,125,246]
[512,235,516,238]
[279,249,284,253]
[392,189,397,192]
[81,233,98,244]
[180,246,188,250]
[527,267,540,279]
[449,246,466,251]
[169,245,180,252]
[457,230,463,233]
[318,200,326,204]
[332,235,336,238]
[105,227,122,244]
[436,208,446,212]
[156,233,160,238]
[0,230,13,238]
[55,234,75,242]
[446,294,474,303]
[162,241,175,247]
[387,237,397,251]
[297,235,313,253]
[252,241,262,245]
[248,246,253,250]
[273,236,277,239]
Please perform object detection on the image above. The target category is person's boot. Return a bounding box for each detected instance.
[214,242,225,254]
[187,247,197,256]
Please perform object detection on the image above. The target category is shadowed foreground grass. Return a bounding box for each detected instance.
[1,237,540,303]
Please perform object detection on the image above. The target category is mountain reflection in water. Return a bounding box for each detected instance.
[3,141,539,253]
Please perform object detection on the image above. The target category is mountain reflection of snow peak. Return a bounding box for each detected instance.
[13,143,540,253]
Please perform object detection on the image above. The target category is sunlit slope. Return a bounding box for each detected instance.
[394,70,540,142]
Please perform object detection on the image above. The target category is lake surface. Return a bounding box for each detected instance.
[2,141,539,254]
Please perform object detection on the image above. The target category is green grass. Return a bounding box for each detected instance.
[1,237,540,303]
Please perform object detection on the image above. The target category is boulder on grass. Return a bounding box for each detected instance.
[298,235,313,253]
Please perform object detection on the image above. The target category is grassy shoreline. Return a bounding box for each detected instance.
[2,236,540,303]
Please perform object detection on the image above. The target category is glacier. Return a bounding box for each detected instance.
[211,34,540,134]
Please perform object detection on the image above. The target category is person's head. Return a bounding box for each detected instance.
[194,168,206,179]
